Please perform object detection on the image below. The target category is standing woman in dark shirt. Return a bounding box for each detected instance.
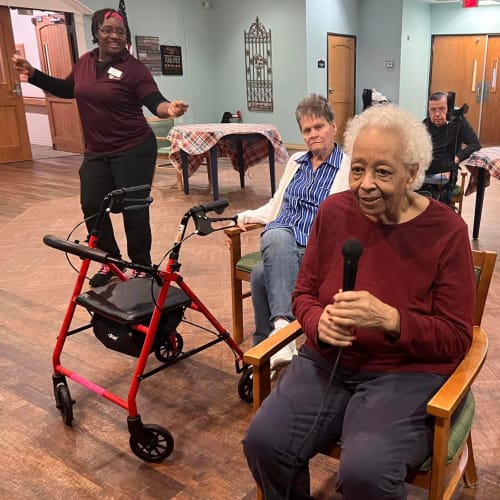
[12,8,188,287]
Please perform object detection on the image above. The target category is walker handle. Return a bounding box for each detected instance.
[43,235,110,264]
[190,199,229,215]
[108,184,151,197]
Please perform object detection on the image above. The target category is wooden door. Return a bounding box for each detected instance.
[327,34,355,145]
[430,35,486,132]
[478,36,500,146]
[36,14,84,153]
[0,6,32,164]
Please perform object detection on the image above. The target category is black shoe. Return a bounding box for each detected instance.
[89,264,124,287]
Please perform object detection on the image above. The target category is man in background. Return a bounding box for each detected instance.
[420,91,480,204]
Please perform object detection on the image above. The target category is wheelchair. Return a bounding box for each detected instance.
[417,159,459,207]
[43,185,253,462]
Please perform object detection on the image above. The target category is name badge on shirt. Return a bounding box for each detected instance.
[107,67,123,80]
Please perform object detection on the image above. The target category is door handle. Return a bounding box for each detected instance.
[43,42,53,76]
[483,81,491,102]
[328,87,335,93]
[471,59,478,92]
[10,82,22,97]
[492,58,498,93]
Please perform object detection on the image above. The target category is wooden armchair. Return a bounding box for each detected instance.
[224,223,264,344]
[244,249,496,500]
[451,170,468,216]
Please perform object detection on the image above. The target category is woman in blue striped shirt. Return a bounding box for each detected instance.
[236,94,350,370]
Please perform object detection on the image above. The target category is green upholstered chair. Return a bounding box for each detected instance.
[147,117,174,161]
[147,117,182,189]
[224,223,264,344]
[244,249,496,500]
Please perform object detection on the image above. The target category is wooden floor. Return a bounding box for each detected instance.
[0,156,499,499]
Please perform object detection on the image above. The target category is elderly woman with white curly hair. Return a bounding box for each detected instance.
[243,104,475,500]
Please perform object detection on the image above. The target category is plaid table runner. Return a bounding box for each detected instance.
[463,146,500,196]
[167,123,289,176]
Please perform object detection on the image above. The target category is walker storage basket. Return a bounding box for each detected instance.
[91,308,184,358]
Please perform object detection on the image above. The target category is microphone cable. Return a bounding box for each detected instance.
[285,239,362,498]
[285,346,343,500]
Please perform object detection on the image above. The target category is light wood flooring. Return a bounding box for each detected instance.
[0,156,499,499]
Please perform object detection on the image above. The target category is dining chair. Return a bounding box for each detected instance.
[451,170,468,216]
[244,249,497,500]
[147,117,182,189]
[224,223,264,344]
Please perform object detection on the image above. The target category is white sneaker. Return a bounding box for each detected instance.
[270,340,298,369]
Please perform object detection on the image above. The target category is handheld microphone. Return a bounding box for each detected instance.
[342,239,363,291]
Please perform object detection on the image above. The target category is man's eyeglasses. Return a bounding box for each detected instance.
[99,27,127,38]
[429,107,447,115]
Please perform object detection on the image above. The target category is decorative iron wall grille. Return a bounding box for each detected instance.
[244,17,273,112]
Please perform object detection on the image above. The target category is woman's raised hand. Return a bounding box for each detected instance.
[12,54,35,79]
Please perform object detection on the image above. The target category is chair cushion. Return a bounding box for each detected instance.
[474,265,481,287]
[236,251,262,273]
[419,390,475,471]
[451,184,462,197]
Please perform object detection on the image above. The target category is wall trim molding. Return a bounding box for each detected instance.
[285,143,306,152]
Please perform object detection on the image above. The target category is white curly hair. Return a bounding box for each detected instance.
[343,104,432,190]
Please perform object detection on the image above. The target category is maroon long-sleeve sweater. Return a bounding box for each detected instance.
[293,191,474,375]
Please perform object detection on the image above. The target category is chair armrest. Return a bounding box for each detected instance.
[426,326,488,418]
[224,223,264,264]
[224,223,264,238]
[244,319,303,366]
[244,320,303,411]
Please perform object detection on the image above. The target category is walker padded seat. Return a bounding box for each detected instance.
[76,278,191,324]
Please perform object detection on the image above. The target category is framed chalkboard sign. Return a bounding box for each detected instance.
[160,45,183,76]
[135,36,161,75]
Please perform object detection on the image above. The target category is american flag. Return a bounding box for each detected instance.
[118,0,128,19]
[118,0,134,54]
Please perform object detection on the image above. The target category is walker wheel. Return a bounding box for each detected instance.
[155,332,183,362]
[238,367,253,404]
[129,424,174,462]
[54,383,75,426]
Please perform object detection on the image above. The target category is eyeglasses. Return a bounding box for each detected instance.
[99,26,127,38]
[429,107,447,115]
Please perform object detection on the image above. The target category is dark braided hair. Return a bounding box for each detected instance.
[91,8,131,46]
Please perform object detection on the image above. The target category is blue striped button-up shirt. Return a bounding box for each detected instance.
[265,145,343,246]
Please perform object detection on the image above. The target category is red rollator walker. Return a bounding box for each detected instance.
[43,185,253,462]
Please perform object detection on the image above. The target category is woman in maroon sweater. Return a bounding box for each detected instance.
[243,104,475,499]
[12,8,188,286]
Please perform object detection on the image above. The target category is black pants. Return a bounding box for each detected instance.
[79,133,157,266]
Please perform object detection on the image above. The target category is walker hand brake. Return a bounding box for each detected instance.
[189,199,237,236]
